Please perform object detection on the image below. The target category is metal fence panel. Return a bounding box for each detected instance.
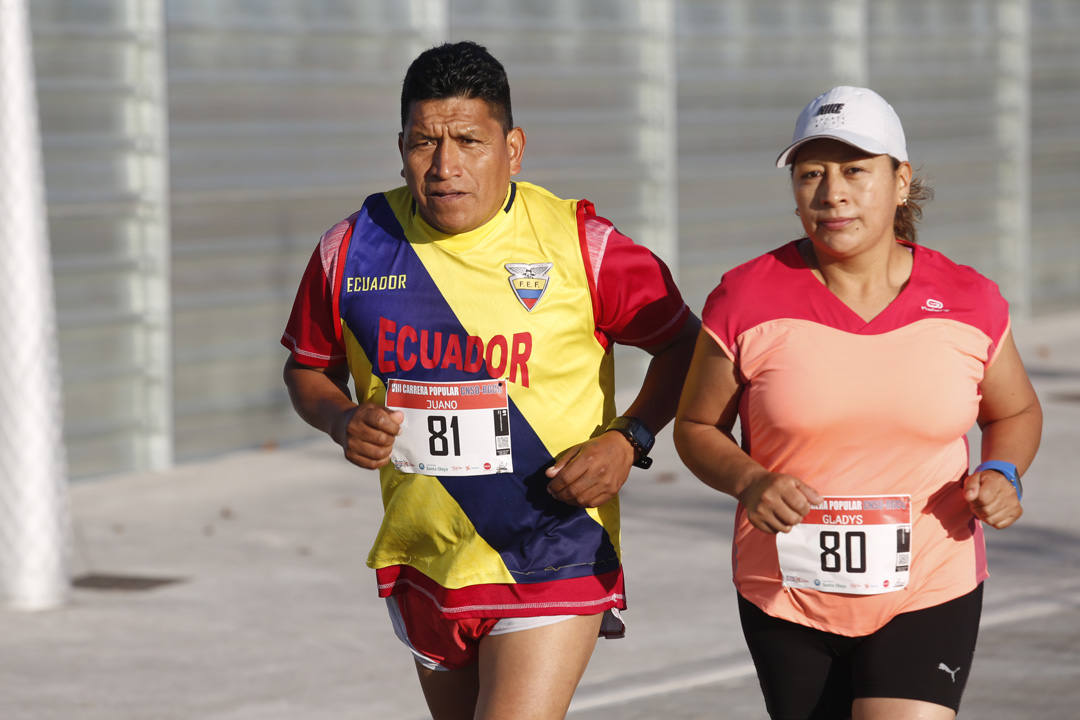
[27,0,1080,476]
[164,0,681,461]
[1030,0,1080,312]
[30,0,171,478]
[164,0,435,460]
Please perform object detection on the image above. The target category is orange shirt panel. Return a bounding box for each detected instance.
[733,319,991,635]
[703,241,1009,636]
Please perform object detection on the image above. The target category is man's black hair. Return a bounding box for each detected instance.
[400,41,513,132]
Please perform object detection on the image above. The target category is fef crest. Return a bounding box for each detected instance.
[505,262,553,312]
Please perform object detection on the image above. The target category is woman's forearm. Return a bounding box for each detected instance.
[674,419,767,500]
[979,403,1043,476]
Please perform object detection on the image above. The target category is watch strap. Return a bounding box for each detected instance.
[974,460,1022,501]
[605,416,655,469]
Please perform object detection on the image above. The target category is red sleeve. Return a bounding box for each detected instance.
[976,274,1011,368]
[701,244,809,364]
[280,215,355,367]
[701,277,740,363]
[918,245,1012,368]
[577,202,690,350]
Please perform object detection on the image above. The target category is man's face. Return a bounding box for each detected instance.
[398,97,525,235]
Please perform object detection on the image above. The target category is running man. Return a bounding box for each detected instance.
[281,41,698,720]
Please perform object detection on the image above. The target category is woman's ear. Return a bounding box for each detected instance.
[896,161,913,203]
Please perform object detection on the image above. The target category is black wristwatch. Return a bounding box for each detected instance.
[605,416,655,469]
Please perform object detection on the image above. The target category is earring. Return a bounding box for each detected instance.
[794,208,801,216]
[900,197,908,206]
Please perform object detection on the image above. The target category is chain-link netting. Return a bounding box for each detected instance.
[0,0,70,610]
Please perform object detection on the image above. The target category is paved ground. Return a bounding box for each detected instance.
[2,310,1078,719]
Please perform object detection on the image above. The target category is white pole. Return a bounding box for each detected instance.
[636,0,678,270]
[129,0,174,471]
[0,0,71,609]
[996,0,1031,318]
[411,0,449,48]
[830,0,868,86]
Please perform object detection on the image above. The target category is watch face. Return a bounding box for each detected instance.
[607,417,654,457]
[629,420,655,453]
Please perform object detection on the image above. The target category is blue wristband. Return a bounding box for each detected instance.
[974,460,1022,501]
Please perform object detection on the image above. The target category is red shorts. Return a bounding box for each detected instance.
[386,591,622,671]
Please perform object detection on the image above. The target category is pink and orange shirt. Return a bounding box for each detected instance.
[703,240,1009,636]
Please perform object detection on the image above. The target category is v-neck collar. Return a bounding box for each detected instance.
[407,182,517,254]
[787,239,919,332]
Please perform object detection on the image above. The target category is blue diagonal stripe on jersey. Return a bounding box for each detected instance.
[341,193,619,582]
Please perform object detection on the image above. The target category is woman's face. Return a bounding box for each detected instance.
[791,139,911,259]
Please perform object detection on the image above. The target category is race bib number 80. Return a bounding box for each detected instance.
[385,379,513,476]
[776,495,911,595]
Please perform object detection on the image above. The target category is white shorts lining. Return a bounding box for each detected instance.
[385,598,604,671]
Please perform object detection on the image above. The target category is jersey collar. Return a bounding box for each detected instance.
[410,182,517,254]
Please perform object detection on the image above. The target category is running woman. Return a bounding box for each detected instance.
[674,86,1042,720]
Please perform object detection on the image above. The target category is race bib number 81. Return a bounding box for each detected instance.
[776,495,911,595]
[385,379,513,476]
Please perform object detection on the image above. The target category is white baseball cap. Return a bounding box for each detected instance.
[775,86,908,167]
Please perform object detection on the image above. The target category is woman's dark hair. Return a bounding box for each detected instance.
[400,41,513,132]
[893,160,933,244]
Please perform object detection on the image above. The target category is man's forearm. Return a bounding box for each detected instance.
[283,360,357,441]
[622,315,701,433]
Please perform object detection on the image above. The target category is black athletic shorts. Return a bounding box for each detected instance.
[738,583,983,719]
